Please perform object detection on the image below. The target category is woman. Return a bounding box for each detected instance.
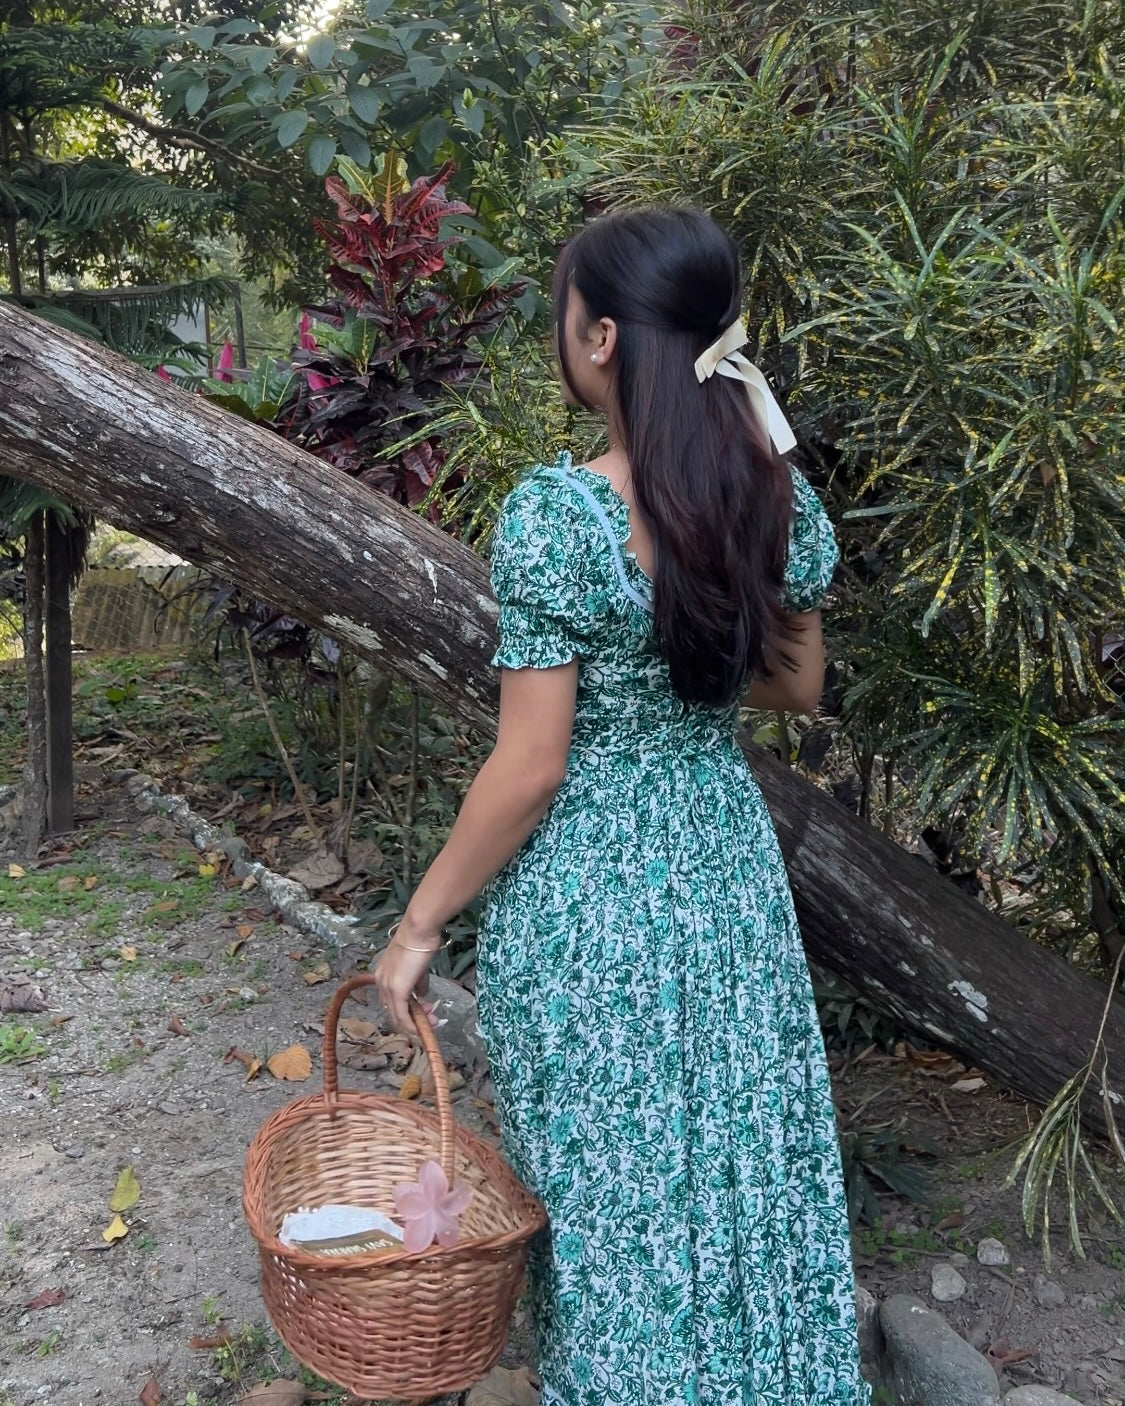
[374,205,869,1406]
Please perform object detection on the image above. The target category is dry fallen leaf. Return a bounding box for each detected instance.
[466,1366,541,1406]
[7,862,25,878]
[226,939,248,959]
[399,1074,422,1101]
[167,1015,189,1037]
[225,1046,264,1082]
[102,1213,129,1244]
[267,1044,312,1081]
[0,976,48,1015]
[25,1287,65,1311]
[303,962,331,986]
[951,1076,987,1093]
[287,848,346,892]
[238,1381,307,1405]
[198,863,218,878]
[83,874,99,891]
[237,923,255,940]
[188,1331,232,1350]
[241,874,259,891]
[148,899,179,915]
[339,1018,378,1042]
[120,945,138,962]
[57,874,79,892]
[110,1165,141,1213]
[139,1376,163,1406]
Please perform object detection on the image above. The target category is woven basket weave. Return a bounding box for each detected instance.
[243,975,546,1399]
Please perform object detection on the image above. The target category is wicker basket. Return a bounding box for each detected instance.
[243,975,547,1399]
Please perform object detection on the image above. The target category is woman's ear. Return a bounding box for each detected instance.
[593,317,619,365]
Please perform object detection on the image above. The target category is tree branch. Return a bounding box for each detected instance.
[99,98,278,181]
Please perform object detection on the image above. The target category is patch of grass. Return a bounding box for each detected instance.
[212,1323,270,1385]
[6,1222,24,1246]
[87,899,127,939]
[34,1330,61,1358]
[158,958,205,978]
[135,1232,157,1252]
[0,866,109,930]
[103,1045,149,1075]
[0,1023,45,1064]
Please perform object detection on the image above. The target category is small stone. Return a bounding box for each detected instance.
[977,1237,1010,1266]
[949,1251,970,1269]
[238,987,257,1002]
[1033,1274,1066,1309]
[931,1263,967,1302]
[63,1145,84,1159]
[158,1102,179,1116]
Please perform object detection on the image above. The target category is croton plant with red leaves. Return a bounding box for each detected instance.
[194,159,524,662]
[289,160,524,512]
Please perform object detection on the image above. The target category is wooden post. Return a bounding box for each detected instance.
[44,511,74,834]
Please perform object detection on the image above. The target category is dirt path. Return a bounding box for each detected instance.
[0,787,500,1406]
[3,781,1125,1406]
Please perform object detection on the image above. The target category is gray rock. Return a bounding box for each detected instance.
[1004,1389,1081,1406]
[63,1145,84,1159]
[855,1285,884,1369]
[881,1294,1003,1406]
[427,974,488,1070]
[977,1237,1010,1266]
[931,1262,968,1302]
[949,1250,971,1269]
[1033,1275,1066,1309]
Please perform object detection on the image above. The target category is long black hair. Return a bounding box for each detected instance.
[553,205,794,708]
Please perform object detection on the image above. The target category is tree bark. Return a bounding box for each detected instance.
[45,511,74,834]
[20,510,47,861]
[0,303,1121,1136]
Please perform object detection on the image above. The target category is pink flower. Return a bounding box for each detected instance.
[215,340,234,382]
[155,365,172,383]
[392,1160,472,1254]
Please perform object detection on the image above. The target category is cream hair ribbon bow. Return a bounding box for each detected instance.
[693,318,797,455]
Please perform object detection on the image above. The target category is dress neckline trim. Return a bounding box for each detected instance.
[550,453,655,597]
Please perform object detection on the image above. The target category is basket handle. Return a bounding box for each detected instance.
[321,974,454,1186]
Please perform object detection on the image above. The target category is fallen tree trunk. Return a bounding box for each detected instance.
[0,303,1121,1136]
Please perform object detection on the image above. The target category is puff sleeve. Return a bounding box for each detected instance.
[490,472,593,670]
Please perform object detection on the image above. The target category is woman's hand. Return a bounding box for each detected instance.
[372,918,441,1034]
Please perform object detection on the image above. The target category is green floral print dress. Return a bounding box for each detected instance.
[476,452,869,1406]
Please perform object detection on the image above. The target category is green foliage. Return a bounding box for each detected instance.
[583,1,1125,944]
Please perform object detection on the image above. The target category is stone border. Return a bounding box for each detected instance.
[117,769,360,948]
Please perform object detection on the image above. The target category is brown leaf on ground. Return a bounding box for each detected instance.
[242,906,268,922]
[57,874,79,892]
[25,1287,65,1310]
[139,1377,163,1406]
[225,1046,264,1082]
[0,976,48,1014]
[120,945,138,962]
[167,1015,189,1037]
[267,1044,312,1081]
[466,1366,541,1406]
[7,863,25,878]
[338,1017,377,1042]
[287,848,346,892]
[236,923,255,939]
[238,1382,306,1405]
[303,961,331,986]
[399,1074,422,1100]
[188,1331,232,1350]
[49,1013,73,1027]
[147,899,179,915]
[83,874,99,891]
[374,1033,415,1070]
[345,838,382,876]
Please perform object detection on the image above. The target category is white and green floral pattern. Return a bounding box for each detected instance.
[476,453,868,1406]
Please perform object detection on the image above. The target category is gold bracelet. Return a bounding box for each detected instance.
[387,920,452,954]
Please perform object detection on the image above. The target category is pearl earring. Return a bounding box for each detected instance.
[591,354,598,363]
